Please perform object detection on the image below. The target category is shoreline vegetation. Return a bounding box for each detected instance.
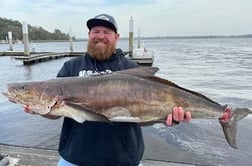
[25,35,252,43]
[1,35,252,44]
[0,17,70,41]
[19,34,252,42]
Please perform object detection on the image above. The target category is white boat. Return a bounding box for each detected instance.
[128,46,154,66]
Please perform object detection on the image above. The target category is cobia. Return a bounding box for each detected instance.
[3,67,251,148]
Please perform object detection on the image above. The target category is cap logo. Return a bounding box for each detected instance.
[96,15,110,21]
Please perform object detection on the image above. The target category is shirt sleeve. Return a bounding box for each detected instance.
[57,61,70,77]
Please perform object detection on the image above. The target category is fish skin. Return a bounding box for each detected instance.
[2,67,252,148]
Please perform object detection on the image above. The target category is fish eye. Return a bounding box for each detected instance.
[20,85,25,90]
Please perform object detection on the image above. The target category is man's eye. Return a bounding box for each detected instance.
[104,31,112,34]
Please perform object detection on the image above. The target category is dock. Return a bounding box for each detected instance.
[0,144,59,166]
[14,52,75,65]
[0,51,153,66]
[128,56,154,66]
[0,143,194,166]
[126,47,154,66]
[0,51,85,65]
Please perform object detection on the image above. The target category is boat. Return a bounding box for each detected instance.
[127,46,154,66]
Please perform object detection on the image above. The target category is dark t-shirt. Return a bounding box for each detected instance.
[57,49,144,166]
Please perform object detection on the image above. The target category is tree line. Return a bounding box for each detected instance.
[0,17,72,41]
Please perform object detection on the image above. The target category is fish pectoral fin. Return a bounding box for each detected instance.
[65,101,111,123]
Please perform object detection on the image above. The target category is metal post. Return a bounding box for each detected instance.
[129,16,134,57]
[8,31,13,51]
[69,28,73,52]
[137,27,141,49]
[22,22,30,56]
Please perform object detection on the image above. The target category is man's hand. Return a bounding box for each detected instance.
[166,106,191,126]
[24,105,35,114]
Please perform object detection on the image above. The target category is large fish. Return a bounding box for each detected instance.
[3,67,251,148]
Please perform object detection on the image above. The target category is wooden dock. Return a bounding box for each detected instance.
[0,144,193,166]
[14,52,72,65]
[128,56,154,66]
[0,51,153,66]
[0,51,85,65]
[127,47,154,66]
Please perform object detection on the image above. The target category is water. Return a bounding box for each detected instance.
[0,37,252,165]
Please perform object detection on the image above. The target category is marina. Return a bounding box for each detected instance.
[0,17,154,66]
[1,37,252,166]
[1,1,252,165]
[0,50,153,66]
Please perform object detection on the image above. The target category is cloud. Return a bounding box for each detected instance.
[1,0,252,38]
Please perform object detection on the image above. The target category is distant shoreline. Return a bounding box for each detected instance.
[26,34,252,43]
[1,35,252,44]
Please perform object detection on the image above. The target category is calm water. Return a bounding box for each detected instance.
[0,37,252,166]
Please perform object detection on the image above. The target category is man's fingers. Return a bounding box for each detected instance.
[23,105,35,114]
[166,114,173,126]
[184,111,191,122]
[178,106,184,121]
[173,106,185,121]
[24,105,29,112]
[173,107,179,121]
[166,107,192,126]
[173,106,191,122]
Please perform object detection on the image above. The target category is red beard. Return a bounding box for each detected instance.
[87,38,116,61]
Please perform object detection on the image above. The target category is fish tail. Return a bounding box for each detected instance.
[219,107,252,148]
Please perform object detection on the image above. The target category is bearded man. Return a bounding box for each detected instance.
[25,14,191,166]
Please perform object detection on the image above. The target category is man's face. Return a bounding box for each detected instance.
[87,26,119,61]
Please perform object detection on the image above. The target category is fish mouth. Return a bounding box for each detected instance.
[3,90,57,115]
[2,91,18,103]
[2,91,9,97]
[8,98,17,104]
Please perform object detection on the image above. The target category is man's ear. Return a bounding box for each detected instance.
[116,33,120,41]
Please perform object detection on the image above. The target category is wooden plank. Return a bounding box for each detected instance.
[22,53,70,65]
[1,51,153,66]
[0,144,193,166]
[129,57,154,66]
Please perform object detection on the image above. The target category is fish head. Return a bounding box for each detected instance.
[3,81,61,115]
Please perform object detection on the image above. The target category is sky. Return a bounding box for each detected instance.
[0,0,252,38]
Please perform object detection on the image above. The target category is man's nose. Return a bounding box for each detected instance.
[96,32,105,38]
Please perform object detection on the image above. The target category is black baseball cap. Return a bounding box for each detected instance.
[86,14,118,33]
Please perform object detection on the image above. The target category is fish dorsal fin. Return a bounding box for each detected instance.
[145,76,221,105]
[117,67,159,77]
[65,101,111,123]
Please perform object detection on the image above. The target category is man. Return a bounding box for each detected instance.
[25,14,191,166]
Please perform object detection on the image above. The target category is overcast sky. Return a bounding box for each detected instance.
[0,0,251,38]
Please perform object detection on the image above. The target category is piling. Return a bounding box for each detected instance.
[129,16,134,57]
[137,27,141,49]
[8,31,13,51]
[69,29,73,52]
[22,22,30,56]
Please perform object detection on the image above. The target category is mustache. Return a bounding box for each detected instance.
[92,38,108,44]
